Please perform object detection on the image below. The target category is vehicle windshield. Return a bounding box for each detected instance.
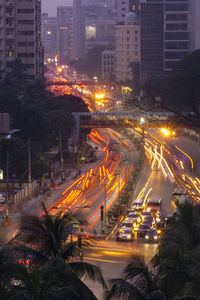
[139,225,150,229]
[147,203,160,207]
[142,211,151,216]
[128,213,138,218]
[122,230,132,234]
[122,223,132,227]
[147,230,157,235]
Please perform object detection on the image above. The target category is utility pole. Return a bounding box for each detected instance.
[28,137,31,199]
[5,151,9,220]
[104,172,107,229]
[59,129,65,181]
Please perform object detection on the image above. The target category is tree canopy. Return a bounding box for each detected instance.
[0,61,90,179]
[142,50,200,116]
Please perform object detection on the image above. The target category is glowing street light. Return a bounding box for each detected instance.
[95,93,105,100]
[161,128,175,136]
[161,128,170,136]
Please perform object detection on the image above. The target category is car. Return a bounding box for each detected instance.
[141,211,152,218]
[120,221,133,230]
[144,229,159,242]
[127,212,139,219]
[143,219,153,227]
[126,212,139,223]
[132,199,143,211]
[116,229,134,241]
[138,224,150,237]
[155,221,165,235]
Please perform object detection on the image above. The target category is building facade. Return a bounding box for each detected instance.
[115,0,140,22]
[41,13,57,62]
[140,0,197,83]
[102,50,115,80]
[57,6,73,63]
[140,0,164,83]
[73,0,85,59]
[164,0,192,71]
[115,12,140,82]
[0,0,43,80]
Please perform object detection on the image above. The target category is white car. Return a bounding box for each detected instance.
[116,229,134,241]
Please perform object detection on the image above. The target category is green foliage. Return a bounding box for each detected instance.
[106,255,164,300]
[152,200,200,298]
[0,206,106,299]
[142,50,200,118]
[0,61,90,179]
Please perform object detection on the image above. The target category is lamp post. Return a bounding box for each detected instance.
[59,129,65,181]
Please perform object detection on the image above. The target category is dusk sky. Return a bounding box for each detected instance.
[42,0,73,16]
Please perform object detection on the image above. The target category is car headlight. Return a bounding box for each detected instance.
[127,234,131,239]
[154,236,158,240]
[145,235,149,239]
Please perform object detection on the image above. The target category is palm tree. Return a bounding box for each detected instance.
[8,257,100,300]
[106,255,165,300]
[152,200,200,298]
[16,204,106,296]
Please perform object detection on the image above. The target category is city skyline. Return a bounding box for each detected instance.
[42,0,73,16]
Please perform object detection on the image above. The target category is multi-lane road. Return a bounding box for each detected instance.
[44,66,200,299]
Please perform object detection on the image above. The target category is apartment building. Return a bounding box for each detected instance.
[0,0,43,80]
[115,12,140,82]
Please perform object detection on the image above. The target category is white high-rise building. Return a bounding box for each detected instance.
[0,0,43,80]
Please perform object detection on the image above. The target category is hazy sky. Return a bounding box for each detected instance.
[42,0,73,16]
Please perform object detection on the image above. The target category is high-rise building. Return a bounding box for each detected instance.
[84,3,116,54]
[73,0,85,59]
[41,13,57,62]
[140,0,196,83]
[0,0,43,80]
[192,0,200,50]
[140,0,164,83]
[57,6,73,63]
[163,0,192,71]
[115,12,140,82]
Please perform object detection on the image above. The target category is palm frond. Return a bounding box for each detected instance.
[106,278,145,300]
[61,242,79,260]
[147,290,166,300]
[69,261,107,289]
[123,255,153,291]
